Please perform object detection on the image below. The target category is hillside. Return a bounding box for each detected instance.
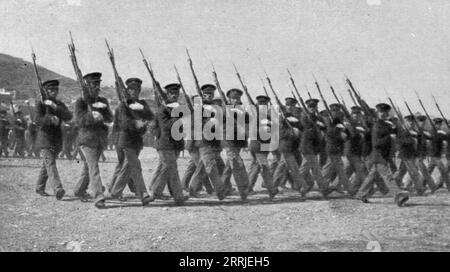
[0,53,154,104]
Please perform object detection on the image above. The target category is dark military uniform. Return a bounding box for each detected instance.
[149,83,187,204]
[298,99,329,197]
[35,80,73,198]
[109,94,153,203]
[356,103,409,206]
[427,118,449,190]
[73,72,113,207]
[27,121,40,157]
[0,111,10,157]
[12,113,27,157]
[60,122,74,159]
[221,89,250,200]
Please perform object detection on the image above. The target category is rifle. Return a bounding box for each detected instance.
[305,85,312,99]
[287,69,312,118]
[186,49,203,98]
[312,73,332,119]
[348,88,358,107]
[105,39,128,103]
[233,64,255,106]
[211,61,228,105]
[139,49,167,106]
[30,47,49,110]
[263,70,294,130]
[326,78,351,119]
[68,32,91,112]
[432,95,450,129]
[345,76,371,116]
[415,90,437,133]
[259,77,271,100]
[387,95,408,133]
[174,65,194,112]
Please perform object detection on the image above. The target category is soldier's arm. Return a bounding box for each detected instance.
[35,101,55,127]
[54,102,73,122]
[139,100,154,121]
[117,103,139,133]
[75,99,97,127]
[101,98,114,123]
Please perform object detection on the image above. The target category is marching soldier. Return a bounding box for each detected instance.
[12,110,27,157]
[35,80,73,199]
[148,83,189,205]
[108,78,153,205]
[356,103,410,207]
[0,109,10,157]
[427,117,449,190]
[73,72,113,209]
[345,106,369,196]
[247,95,279,198]
[221,88,250,200]
[414,114,437,193]
[321,103,350,193]
[188,85,225,198]
[27,118,40,158]
[298,99,329,198]
[273,113,305,196]
[392,115,425,195]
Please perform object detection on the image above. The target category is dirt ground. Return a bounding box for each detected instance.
[1,147,449,252]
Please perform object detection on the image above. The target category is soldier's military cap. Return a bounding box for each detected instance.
[375,103,391,112]
[42,79,59,88]
[433,117,443,124]
[164,83,181,92]
[404,115,415,121]
[201,84,216,93]
[329,103,341,111]
[415,114,426,122]
[256,95,270,103]
[125,78,143,86]
[226,88,243,98]
[351,106,362,114]
[305,98,319,108]
[285,97,298,105]
[83,72,102,82]
[212,98,224,106]
[319,109,328,116]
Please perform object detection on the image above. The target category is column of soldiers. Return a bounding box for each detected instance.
[11,49,449,210]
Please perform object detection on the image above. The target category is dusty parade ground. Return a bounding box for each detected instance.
[1,147,450,252]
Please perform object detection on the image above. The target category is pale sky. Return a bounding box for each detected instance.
[1,0,450,116]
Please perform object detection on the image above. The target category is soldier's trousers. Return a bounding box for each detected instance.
[346,155,367,195]
[357,162,409,202]
[35,148,63,193]
[108,147,136,195]
[274,152,304,191]
[14,138,25,157]
[184,149,212,193]
[27,139,40,157]
[194,147,226,199]
[60,142,73,159]
[427,157,449,189]
[416,158,436,191]
[393,158,424,193]
[73,145,105,203]
[247,151,277,195]
[222,147,250,196]
[322,155,349,191]
[182,156,197,189]
[110,147,148,199]
[149,150,184,201]
[0,139,8,156]
[299,154,328,195]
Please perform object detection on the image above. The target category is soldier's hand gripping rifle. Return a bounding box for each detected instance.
[264,70,294,131]
[105,40,143,121]
[432,95,450,129]
[233,64,255,106]
[345,76,371,117]
[174,65,194,112]
[68,32,91,112]
[139,49,167,106]
[211,61,228,105]
[415,90,437,133]
[31,47,50,114]
[186,49,203,98]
